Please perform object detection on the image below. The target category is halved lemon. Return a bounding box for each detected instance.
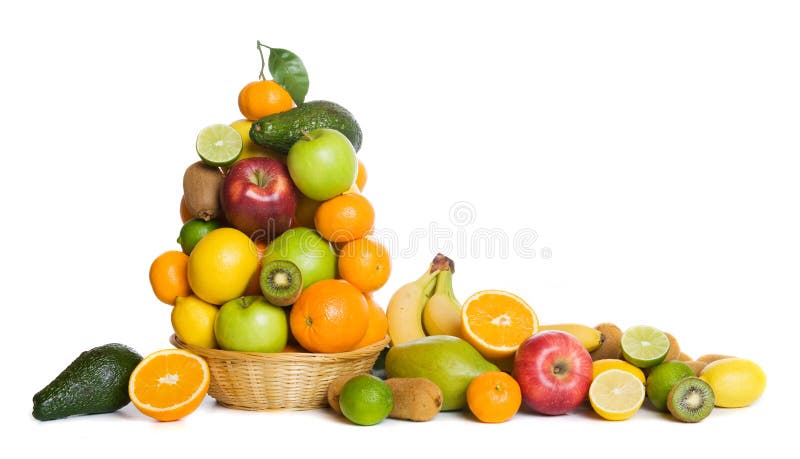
[589,369,645,421]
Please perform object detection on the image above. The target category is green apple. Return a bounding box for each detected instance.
[287,128,357,201]
[214,295,288,352]
[260,227,337,288]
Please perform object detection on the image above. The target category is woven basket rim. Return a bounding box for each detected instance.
[170,334,389,363]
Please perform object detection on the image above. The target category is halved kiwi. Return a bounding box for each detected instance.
[259,260,303,306]
[667,377,715,423]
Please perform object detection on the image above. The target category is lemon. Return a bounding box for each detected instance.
[700,358,766,407]
[589,369,645,421]
[171,295,219,348]
[592,359,646,384]
[187,227,259,305]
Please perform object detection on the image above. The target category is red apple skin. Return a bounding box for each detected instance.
[512,330,593,415]
[220,157,297,241]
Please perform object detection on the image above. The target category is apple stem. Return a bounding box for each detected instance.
[256,40,272,81]
[300,130,313,142]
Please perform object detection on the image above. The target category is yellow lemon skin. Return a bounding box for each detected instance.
[699,358,766,408]
[171,295,219,349]
[187,228,259,305]
[592,359,646,384]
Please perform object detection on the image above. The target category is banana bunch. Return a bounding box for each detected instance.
[387,254,462,346]
[538,323,605,352]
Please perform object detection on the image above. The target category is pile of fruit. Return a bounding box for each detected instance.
[31,43,766,426]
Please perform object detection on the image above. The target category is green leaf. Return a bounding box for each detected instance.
[268,47,309,105]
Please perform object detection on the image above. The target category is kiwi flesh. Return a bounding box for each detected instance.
[260,260,303,306]
[590,323,623,360]
[183,161,223,221]
[667,377,715,423]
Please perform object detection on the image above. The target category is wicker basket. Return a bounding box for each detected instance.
[169,334,389,411]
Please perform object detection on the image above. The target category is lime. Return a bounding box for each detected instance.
[196,124,242,166]
[177,218,223,254]
[645,360,695,411]
[588,369,645,421]
[621,325,670,368]
[338,374,394,426]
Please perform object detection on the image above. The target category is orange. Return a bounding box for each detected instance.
[238,80,293,121]
[355,159,367,191]
[338,237,391,293]
[289,279,370,353]
[314,193,375,243]
[466,371,522,423]
[128,349,210,422]
[180,196,192,223]
[460,290,539,360]
[353,294,389,348]
[149,251,192,305]
[294,193,322,229]
[244,239,268,296]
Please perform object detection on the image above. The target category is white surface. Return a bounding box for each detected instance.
[2,0,798,456]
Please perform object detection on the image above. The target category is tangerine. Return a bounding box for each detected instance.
[314,193,375,243]
[238,80,294,121]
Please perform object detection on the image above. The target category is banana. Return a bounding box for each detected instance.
[421,269,462,337]
[386,269,439,346]
[538,323,605,352]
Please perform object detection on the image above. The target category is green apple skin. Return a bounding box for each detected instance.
[214,296,288,352]
[287,128,357,201]
[260,227,337,288]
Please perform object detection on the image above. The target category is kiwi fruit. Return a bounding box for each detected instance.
[667,376,715,422]
[696,354,735,364]
[590,323,623,360]
[183,161,224,221]
[259,260,303,306]
[678,352,693,362]
[663,332,681,362]
[685,360,708,376]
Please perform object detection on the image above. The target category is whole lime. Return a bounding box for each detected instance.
[177,218,223,254]
[338,375,394,426]
[260,227,337,288]
[646,360,695,411]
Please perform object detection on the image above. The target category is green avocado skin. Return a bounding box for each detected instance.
[32,343,143,421]
[249,100,363,153]
[385,335,498,411]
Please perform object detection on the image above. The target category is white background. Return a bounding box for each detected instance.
[2,0,798,456]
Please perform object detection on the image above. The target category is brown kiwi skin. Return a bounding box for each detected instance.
[663,332,681,362]
[183,161,223,221]
[696,354,735,364]
[667,377,715,423]
[685,360,708,376]
[678,352,693,362]
[590,323,623,361]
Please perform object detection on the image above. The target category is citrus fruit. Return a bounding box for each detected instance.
[180,196,192,223]
[645,360,696,411]
[699,358,767,407]
[177,218,223,254]
[353,294,389,348]
[588,369,645,421]
[620,325,670,368]
[338,237,391,293]
[289,279,369,353]
[460,290,539,359]
[355,159,367,191]
[149,250,192,306]
[187,227,259,305]
[171,295,219,349]
[338,374,394,426]
[128,349,210,422]
[238,80,294,121]
[466,371,522,423]
[314,193,375,243]
[293,193,322,229]
[592,359,646,384]
[195,124,242,167]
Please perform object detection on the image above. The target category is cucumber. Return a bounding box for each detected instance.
[250,100,362,153]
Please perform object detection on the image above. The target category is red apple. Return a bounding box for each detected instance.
[512,330,593,415]
[220,157,297,241]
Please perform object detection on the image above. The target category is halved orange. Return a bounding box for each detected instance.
[461,290,539,360]
[128,349,210,422]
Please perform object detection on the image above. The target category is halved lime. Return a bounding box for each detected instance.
[196,124,242,166]
[621,325,670,368]
[589,369,645,421]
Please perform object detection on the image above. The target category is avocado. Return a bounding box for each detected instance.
[32,343,142,421]
[250,100,362,153]
[385,335,498,411]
